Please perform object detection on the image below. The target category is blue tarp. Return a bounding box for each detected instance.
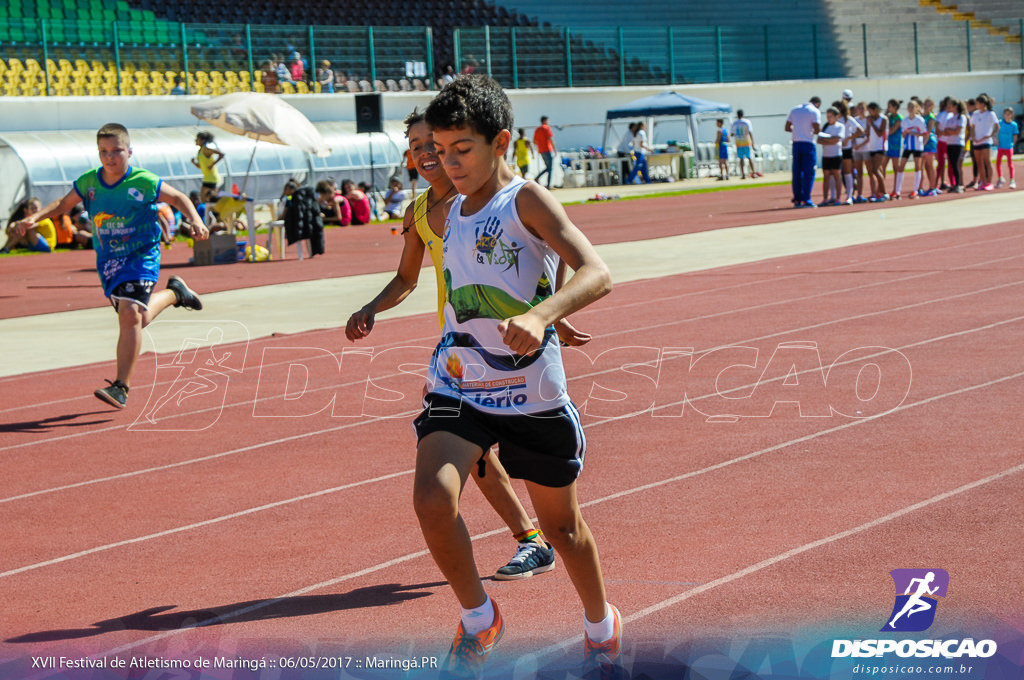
[606,91,732,119]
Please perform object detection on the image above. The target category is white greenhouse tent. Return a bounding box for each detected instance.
[0,122,408,225]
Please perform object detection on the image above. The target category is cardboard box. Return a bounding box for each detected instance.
[192,233,237,266]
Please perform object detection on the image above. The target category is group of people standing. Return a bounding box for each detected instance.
[788,91,1019,208]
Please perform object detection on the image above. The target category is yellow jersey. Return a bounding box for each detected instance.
[413,188,446,328]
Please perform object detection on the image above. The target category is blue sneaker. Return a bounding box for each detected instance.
[494,541,556,580]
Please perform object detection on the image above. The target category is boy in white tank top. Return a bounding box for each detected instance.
[415,75,620,679]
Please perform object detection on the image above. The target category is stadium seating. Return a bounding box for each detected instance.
[0,0,1021,97]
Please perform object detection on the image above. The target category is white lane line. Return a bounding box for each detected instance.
[33,368,1024,670]
[531,460,1024,660]
[4,289,1024,509]
[4,363,1022,588]
[4,248,1022,456]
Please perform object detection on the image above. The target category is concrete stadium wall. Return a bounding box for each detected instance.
[0,71,1020,151]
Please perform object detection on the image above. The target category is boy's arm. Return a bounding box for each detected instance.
[500,184,611,355]
[159,183,209,239]
[14,190,82,236]
[346,206,425,341]
[553,258,591,346]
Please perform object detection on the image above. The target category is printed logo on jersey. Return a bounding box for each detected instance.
[881,569,949,632]
[474,216,523,274]
[127,187,145,202]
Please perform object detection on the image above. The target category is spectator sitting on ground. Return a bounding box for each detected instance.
[358,181,382,221]
[382,177,408,220]
[68,203,93,248]
[316,178,352,226]
[2,197,56,254]
[342,179,372,225]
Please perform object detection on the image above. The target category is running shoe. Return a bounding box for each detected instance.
[1010,180,1017,189]
[442,599,504,680]
[953,186,964,193]
[965,180,976,189]
[167,276,203,310]
[908,192,918,199]
[583,604,623,680]
[996,177,1006,188]
[982,183,995,191]
[495,541,556,581]
[94,379,129,409]
[889,192,901,200]
[844,198,854,205]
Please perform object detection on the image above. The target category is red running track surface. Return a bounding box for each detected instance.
[1,186,1023,679]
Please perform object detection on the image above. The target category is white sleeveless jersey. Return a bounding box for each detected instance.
[425,176,569,415]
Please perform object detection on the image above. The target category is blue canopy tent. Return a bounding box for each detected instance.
[602,91,732,155]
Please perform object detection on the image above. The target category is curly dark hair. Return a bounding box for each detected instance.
[424,74,513,143]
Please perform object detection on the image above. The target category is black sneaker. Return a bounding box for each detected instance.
[167,276,203,310]
[494,541,555,580]
[94,379,129,409]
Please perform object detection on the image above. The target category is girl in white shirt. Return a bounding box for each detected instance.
[837,100,863,204]
[851,102,871,202]
[939,98,967,192]
[865,102,889,201]
[969,94,1000,191]
[897,100,929,198]
[817,107,845,205]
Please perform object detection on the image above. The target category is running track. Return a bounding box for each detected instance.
[1,185,1023,679]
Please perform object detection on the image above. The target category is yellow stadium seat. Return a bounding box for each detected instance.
[280,81,295,94]
[295,81,309,94]
[8,58,25,74]
[253,81,264,93]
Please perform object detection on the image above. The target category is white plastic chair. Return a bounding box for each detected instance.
[772,143,790,171]
[759,144,775,172]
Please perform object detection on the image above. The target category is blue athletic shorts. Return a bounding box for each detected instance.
[736,146,752,159]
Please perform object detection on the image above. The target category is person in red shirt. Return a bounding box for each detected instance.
[342,179,372,225]
[533,115,557,188]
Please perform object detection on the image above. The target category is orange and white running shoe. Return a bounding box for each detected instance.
[583,603,623,680]
[441,599,504,679]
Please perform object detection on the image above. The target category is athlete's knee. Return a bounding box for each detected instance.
[538,514,589,551]
[413,476,459,525]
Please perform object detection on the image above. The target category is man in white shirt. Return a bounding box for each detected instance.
[785,96,822,207]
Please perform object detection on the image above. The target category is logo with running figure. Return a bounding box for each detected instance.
[881,569,949,632]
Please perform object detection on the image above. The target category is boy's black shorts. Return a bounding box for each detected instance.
[109,279,156,311]
[413,393,586,488]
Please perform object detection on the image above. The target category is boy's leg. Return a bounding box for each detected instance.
[472,448,542,537]
[114,301,147,386]
[473,447,555,580]
[414,431,489,610]
[525,479,607,622]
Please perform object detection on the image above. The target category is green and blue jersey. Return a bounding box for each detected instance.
[73,166,163,296]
